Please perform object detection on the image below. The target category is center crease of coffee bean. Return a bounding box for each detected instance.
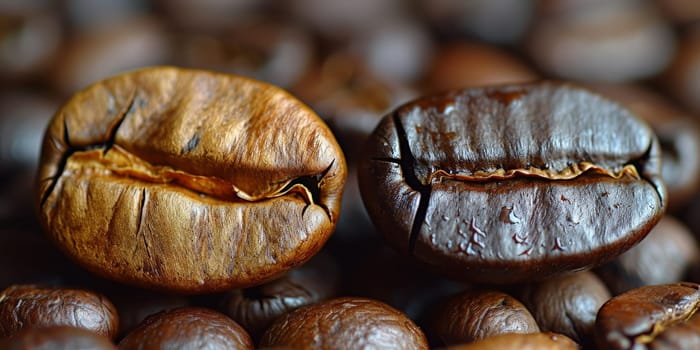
[39,91,334,220]
[374,112,658,255]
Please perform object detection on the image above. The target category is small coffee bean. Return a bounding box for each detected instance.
[259,297,429,350]
[430,289,539,346]
[595,282,700,349]
[518,271,610,346]
[358,82,665,284]
[35,67,347,293]
[0,285,118,339]
[118,307,253,349]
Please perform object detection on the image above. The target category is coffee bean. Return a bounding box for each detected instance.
[118,307,253,349]
[430,289,539,345]
[595,282,700,349]
[259,297,429,349]
[35,67,347,293]
[433,332,579,350]
[358,82,665,284]
[0,285,118,339]
[0,326,116,350]
[518,271,610,346]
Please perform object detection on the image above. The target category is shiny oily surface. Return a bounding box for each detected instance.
[435,332,579,350]
[358,82,665,284]
[117,307,253,350]
[35,66,347,293]
[0,285,119,339]
[0,326,117,350]
[595,282,700,350]
[259,297,429,350]
[431,289,539,345]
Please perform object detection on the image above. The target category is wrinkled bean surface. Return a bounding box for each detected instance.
[0,285,118,339]
[35,67,347,293]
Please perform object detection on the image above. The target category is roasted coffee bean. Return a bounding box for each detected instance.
[430,289,539,345]
[118,307,253,349]
[434,332,579,350]
[358,82,665,284]
[0,326,117,350]
[596,216,699,295]
[518,271,610,346]
[595,282,700,349]
[220,252,339,340]
[35,67,347,293]
[259,297,429,349]
[0,285,118,339]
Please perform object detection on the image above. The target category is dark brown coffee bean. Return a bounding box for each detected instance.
[358,82,665,284]
[596,216,699,295]
[433,332,579,350]
[0,285,118,339]
[35,67,347,293]
[430,289,539,346]
[259,297,429,350]
[220,252,339,340]
[118,307,253,349]
[518,271,610,346]
[0,326,116,350]
[595,282,700,349]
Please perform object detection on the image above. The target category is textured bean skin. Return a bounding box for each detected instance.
[431,289,539,345]
[118,307,253,350]
[596,282,700,350]
[359,82,665,284]
[259,297,429,350]
[35,67,347,293]
[518,271,610,345]
[0,285,119,339]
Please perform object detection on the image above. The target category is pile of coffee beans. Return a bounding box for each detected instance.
[3,1,700,349]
